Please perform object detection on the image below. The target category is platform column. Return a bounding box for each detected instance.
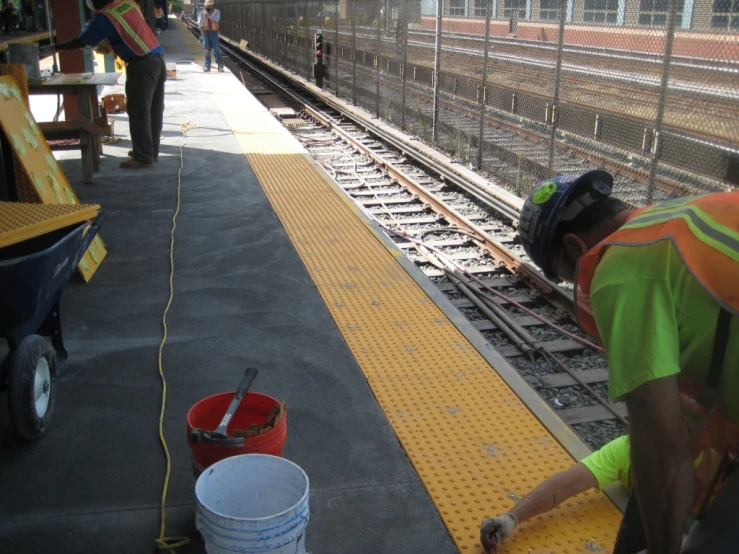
[50,0,93,118]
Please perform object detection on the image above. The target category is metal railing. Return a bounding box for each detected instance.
[217,0,739,206]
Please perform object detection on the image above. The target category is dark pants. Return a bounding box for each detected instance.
[616,469,739,554]
[202,30,222,69]
[126,53,166,164]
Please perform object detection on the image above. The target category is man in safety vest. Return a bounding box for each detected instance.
[517,170,739,554]
[46,0,166,169]
[197,0,223,73]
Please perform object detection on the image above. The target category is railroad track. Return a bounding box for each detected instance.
[195,28,630,450]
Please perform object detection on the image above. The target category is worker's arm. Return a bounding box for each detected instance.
[481,463,597,553]
[626,375,693,554]
[206,9,220,23]
[511,463,598,522]
[50,37,87,51]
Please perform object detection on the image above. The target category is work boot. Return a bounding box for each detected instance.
[217,64,224,72]
[128,150,158,161]
[203,66,210,72]
[120,157,154,169]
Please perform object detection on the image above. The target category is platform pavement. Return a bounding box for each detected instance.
[0,19,457,554]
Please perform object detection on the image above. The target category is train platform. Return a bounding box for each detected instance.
[0,18,622,554]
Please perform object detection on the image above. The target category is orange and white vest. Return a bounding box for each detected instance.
[99,0,160,57]
[574,191,739,513]
[201,10,219,31]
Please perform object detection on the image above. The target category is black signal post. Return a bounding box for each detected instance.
[314,30,326,88]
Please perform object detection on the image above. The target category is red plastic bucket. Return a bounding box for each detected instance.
[187,392,287,473]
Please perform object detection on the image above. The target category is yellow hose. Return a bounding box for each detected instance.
[154,119,196,552]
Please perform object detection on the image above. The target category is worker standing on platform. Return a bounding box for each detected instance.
[45,0,166,169]
[516,171,739,554]
[481,435,631,553]
[154,3,165,34]
[197,0,223,73]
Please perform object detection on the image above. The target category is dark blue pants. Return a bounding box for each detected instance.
[202,31,222,69]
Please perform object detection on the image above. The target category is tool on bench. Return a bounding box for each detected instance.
[189,367,259,446]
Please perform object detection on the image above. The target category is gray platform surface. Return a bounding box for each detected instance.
[0,20,456,554]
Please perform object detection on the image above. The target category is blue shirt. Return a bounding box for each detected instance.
[80,13,163,61]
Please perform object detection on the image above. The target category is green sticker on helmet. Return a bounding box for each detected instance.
[531,181,557,205]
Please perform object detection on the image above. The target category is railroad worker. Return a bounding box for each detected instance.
[517,170,739,554]
[197,0,223,73]
[44,0,166,169]
[481,435,631,553]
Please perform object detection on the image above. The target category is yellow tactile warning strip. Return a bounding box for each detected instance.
[221,87,623,553]
[0,202,100,248]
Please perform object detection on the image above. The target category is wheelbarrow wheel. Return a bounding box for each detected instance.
[8,335,57,440]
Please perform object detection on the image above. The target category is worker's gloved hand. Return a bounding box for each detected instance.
[480,513,518,554]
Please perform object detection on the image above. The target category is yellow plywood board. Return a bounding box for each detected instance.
[0,76,106,280]
[0,202,100,248]
[221,91,623,553]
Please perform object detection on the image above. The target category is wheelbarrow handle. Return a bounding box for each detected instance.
[77,211,106,258]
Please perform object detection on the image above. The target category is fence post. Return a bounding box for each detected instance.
[400,0,409,130]
[647,0,678,204]
[376,0,381,118]
[476,0,493,170]
[294,3,300,73]
[334,0,340,96]
[305,0,311,79]
[546,0,568,175]
[432,0,443,142]
[351,0,357,105]
[262,2,267,55]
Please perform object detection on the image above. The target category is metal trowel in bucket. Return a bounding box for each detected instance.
[189,367,259,447]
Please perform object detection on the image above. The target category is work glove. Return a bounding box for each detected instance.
[480,513,518,554]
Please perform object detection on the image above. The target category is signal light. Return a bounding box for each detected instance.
[314,30,326,87]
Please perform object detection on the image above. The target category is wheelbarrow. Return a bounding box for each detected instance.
[0,216,102,440]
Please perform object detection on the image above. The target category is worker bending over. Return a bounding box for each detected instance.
[513,171,738,554]
[47,0,166,169]
[481,435,631,553]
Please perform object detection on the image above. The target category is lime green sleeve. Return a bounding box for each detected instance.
[589,248,682,401]
[580,435,631,490]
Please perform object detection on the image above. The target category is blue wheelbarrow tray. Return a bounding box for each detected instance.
[0,219,100,371]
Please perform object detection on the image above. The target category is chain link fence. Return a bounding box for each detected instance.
[218,0,738,206]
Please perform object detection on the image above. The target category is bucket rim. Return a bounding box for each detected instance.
[195,454,309,524]
[186,391,284,427]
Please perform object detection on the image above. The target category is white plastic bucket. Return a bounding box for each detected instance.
[195,454,310,554]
